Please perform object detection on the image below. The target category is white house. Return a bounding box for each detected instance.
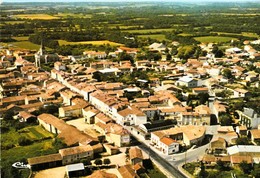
[176,76,198,88]
[159,137,179,155]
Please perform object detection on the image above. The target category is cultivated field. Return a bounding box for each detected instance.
[53,13,92,18]
[58,40,123,46]
[124,28,175,34]
[21,126,54,141]
[12,14,60,20]
[194,36,238,43]
[138,34,167,41]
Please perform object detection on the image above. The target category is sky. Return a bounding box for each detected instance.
[2,0,260,2]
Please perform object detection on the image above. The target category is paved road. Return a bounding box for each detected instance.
[138,143,187,178]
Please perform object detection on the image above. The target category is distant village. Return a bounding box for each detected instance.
[1,38,260,178]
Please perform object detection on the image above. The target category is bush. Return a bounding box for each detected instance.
[94,159,102,166]
[103,158,111,165]
[18,136,32,146]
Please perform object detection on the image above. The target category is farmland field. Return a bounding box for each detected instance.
[124,28,175,34]
[58,40,123,46]
[12,14,60,20]
[138,34,167,41]
[194,36,238,43]
[3,21,25,24]
[53,13,92,18]
[12,36,29,41]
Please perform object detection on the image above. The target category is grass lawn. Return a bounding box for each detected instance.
[58,40,123,46]
[194,36,238,43]
[124,28,175,34]
[7,41,41,50]
[13,14,60,20]
[138,34,167,41]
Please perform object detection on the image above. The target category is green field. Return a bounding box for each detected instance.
[124,28,175,34]
[4,21,25,24]
[7,41,41,50]
[58,40,123,46]
[241,32,259,38]
[178,33,194,36]
[138,34,167,41]
[13,14,60,20]
[12,36,29,41]
[194,36,238,43]
[22,126,54,140]
[54,13,92,18]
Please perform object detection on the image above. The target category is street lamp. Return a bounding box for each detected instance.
[183,143,187,168]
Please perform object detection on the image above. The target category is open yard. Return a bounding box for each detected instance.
[58,40,123,46]
[12,14,60,20]
[194,36,238,43]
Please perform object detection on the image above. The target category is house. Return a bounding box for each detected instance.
[59,105,83,118]
[227,145,260,159]
[87,170,117,178]
[59,145,94,165]
[159,137,179,155]
[149,42,166,53]
[233,88,251,98]
[209,137,226,155]
[94,122,130,147]
[194,105,211,125]
[176,76,198,88]
[192,87,208,94]
[217,126,238,145]
[230,155,253,166]
[28,153,62,171]
[18,111,36,123]
[82,106,99,124]
[116,106,147,126]
[129,147,143,166]
[249,129,260,144]
[66,163,85,178]
[235,125,247,136]
[236,108,260,129]
[83,51,107,59]
[151,125,206,147]
[38,114,98,146]
[118,165,139,178]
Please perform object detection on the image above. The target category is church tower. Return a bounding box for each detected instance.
[35,40,45,67]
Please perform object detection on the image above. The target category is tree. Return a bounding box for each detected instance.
[198,161,207,178]
[219,113,233,126]
[103,158,111,165]
[252,164,260,178]
[239,161,253,174]
[94,159,102,166]
[216,159,230,171]
[236,137,251,145]
[18,136,32,146]
[198,93,209,105]
[222,68,233,79]
[81,158,91,166]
